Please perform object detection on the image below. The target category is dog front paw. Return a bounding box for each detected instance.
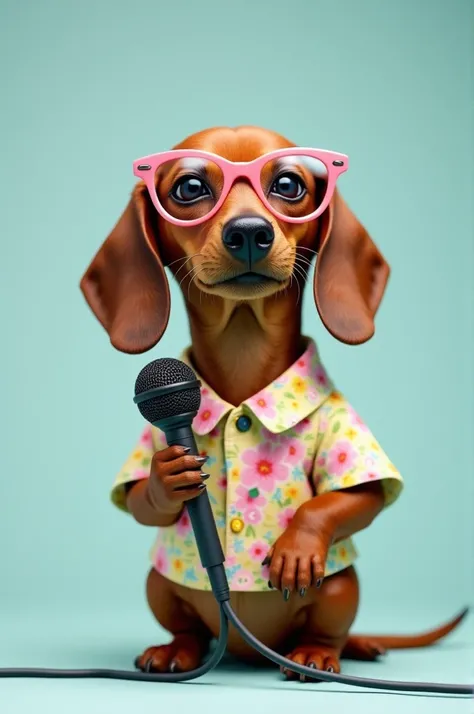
[134,633,207,673]
[281,644,341,682]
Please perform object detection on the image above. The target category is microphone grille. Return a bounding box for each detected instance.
[134,357,201,423]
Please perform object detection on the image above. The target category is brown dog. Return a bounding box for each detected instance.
[81,126,466,679]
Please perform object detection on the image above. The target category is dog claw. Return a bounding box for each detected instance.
[299,587,306,598]
[169,660,178,673]
[144,659,153,673]
[283,588,290,601]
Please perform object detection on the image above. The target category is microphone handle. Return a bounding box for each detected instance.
[162,420,226,572]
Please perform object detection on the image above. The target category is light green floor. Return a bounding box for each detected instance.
[1,608,472,714]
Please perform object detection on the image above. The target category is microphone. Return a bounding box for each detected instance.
[0,356,469,695]
[133,357,229,602]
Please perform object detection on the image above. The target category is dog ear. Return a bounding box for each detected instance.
[80,182,170,354]
[313,189,390,345]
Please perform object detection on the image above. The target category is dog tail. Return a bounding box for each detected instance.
[342,608,469,659]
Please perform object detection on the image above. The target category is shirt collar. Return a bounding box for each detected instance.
[179,337,333,435]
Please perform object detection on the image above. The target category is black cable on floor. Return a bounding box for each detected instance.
[221,601,473,696]
[0,601,472,696]
[0,606,228,682]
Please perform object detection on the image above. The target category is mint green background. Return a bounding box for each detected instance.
[1,0,473,711]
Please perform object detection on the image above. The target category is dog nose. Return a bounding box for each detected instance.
[222,216,274,266]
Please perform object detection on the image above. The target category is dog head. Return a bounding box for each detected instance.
[81,126,389,353]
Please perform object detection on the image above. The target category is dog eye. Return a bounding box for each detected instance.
[170,175,212,204]
[270,173,306,201]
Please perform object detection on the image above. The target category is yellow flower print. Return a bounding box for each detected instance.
[133,450,143,460]
[291,376,308,395]
[329,391,343,403]
[173,558,184,573]
[342,474,356,488]
[345,428,357,440]
[284,485,299,500]
[371,440,380,452]
[230,467,240,482]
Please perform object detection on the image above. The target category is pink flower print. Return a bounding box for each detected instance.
[155,546,169,574]
[282,438,305,465]
[248,392,277,419]
[278,507,296,530]
[232,569,255,590]
[261,564,270,580]
[132,468,149,481]
[225,553,238,568]
[327,441,358,476]
[249,541,268,562]
[363,469,380,481]
[217,475,228,490]
[244,506,263,525]
[293,354,310,376]
[235,484,266,512]
[315,365,329,388]
[319,418,329,433]
[349,407,369,432]
[140,427,153,448]
[293,416,312,435]
[209,426,220,439]
[241,444,289,492]
[176,510,192,536]
[195,395,217,430]
[260,427,283,445]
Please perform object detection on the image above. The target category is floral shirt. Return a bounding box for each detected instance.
[111,338,403,591]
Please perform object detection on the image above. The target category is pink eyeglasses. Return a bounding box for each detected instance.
[133,147,348,227]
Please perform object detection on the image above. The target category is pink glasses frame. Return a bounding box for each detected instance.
[133,148,349,227]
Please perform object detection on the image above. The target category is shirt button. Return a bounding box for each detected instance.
[230,517,244,534]
[236,415,252,432]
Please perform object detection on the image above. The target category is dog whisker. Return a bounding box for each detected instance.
[187,267,207,302]
[295,246,319,256]
[167,254,195,268]
[290,251,315,270]
[294,254,314,268]
[289,272,301,307]
[294,253,314,265]
[292,263,309,285]
[168,253,204,277]
[178,264,202,291]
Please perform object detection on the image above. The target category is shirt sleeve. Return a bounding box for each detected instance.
[110,425,166,512]
[312,391,403,508]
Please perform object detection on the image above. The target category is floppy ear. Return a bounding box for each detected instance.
[80,182,171,354]
[313,189,390,345]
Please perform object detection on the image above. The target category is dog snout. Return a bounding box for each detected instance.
[222,215,274,267]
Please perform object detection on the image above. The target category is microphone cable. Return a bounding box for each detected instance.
[1,359,472,696]
[0,565,472,696]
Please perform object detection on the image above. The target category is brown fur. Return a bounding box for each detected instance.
[81,126,466,677]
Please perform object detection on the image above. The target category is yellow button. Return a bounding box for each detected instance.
[230,517,244,534]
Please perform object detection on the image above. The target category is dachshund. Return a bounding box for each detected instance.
[81,126,466,679]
